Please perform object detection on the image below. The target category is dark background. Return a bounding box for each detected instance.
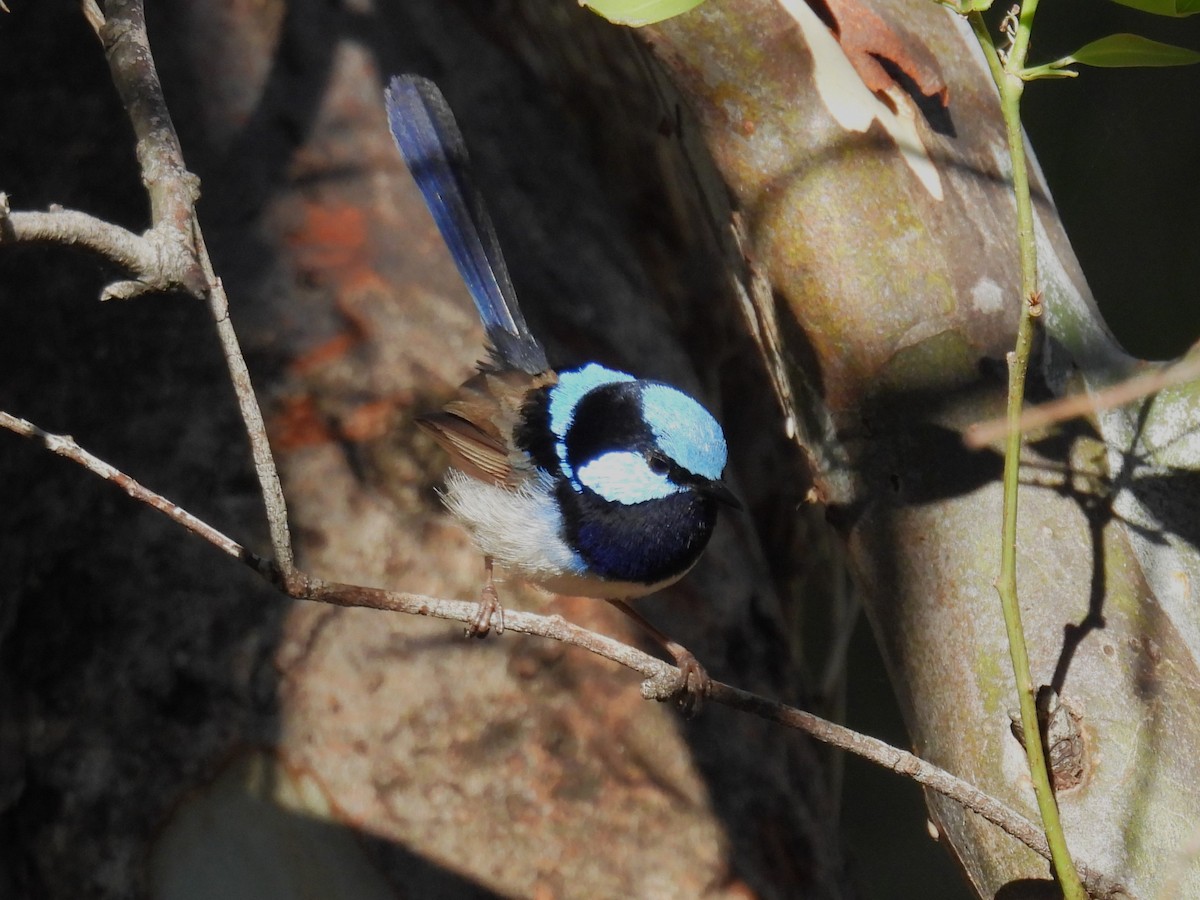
[1019,0,1200,360]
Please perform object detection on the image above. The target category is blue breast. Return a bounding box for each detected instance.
[556,480,718,585]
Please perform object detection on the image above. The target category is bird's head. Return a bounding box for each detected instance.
[548,365,736,510]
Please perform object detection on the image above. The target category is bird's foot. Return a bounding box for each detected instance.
[605,597,711,716]
[467,580,504,638]
[669,648,711,718]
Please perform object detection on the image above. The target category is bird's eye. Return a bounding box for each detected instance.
[646,453,670,475]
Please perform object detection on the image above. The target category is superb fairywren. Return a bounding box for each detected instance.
[385,75,737,704]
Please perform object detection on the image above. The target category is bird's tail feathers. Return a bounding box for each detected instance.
[385,74,548,375]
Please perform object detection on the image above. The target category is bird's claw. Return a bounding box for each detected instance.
[467,581,504,638]
[671,650,711,718]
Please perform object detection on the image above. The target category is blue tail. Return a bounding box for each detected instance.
[385,75,549,375]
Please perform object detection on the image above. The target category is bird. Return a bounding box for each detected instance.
[384,74,737,707]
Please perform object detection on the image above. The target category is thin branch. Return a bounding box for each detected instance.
[0,203,190,303]
[990,2,1087,894]
[0,198,158,281]
[0,410,1132,900]
[965,349,1200,448]
[0,0,206,302]
[716,680,1126,900]
[94,0,204,298]
[81,0,104,33]
[195,236,297,577]
[0,5,199,303]
[0,411,265,573]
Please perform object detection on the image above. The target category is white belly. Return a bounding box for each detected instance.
[440,469,687,600]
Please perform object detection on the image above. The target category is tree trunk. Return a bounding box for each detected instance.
[645,0,1200,896]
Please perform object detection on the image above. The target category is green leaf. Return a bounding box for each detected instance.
[581,0,705,26]
[1064,33,1200,67]
[1107,0,1200,17]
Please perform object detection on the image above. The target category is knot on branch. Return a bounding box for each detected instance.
[639,664,685,702]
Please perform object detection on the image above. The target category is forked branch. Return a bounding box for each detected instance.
[5,0,296,574]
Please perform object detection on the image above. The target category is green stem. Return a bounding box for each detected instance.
[967,11,1006,88]
[985,3,1089,898]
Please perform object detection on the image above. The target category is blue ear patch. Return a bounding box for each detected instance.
[576,450,680,504]
[549,364,635,479]
[639,383,727,481]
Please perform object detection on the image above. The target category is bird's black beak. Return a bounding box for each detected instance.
[701,478,741,510]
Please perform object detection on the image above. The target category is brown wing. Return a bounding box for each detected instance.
[420,368,557,487]
[417,412,513,484]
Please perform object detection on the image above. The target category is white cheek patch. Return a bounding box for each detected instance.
[576,450,680,504]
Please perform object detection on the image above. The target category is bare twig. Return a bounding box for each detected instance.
[0,198,158,282]
[0,195,195,302]
[0,411,265,573]
[93,0,204,299]
[0,9,194,301]
[965,349,1200,448]
[972,3,1087,896]
[0,410,1130,900]
[195,235,297,578]
[0,1,205,302]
